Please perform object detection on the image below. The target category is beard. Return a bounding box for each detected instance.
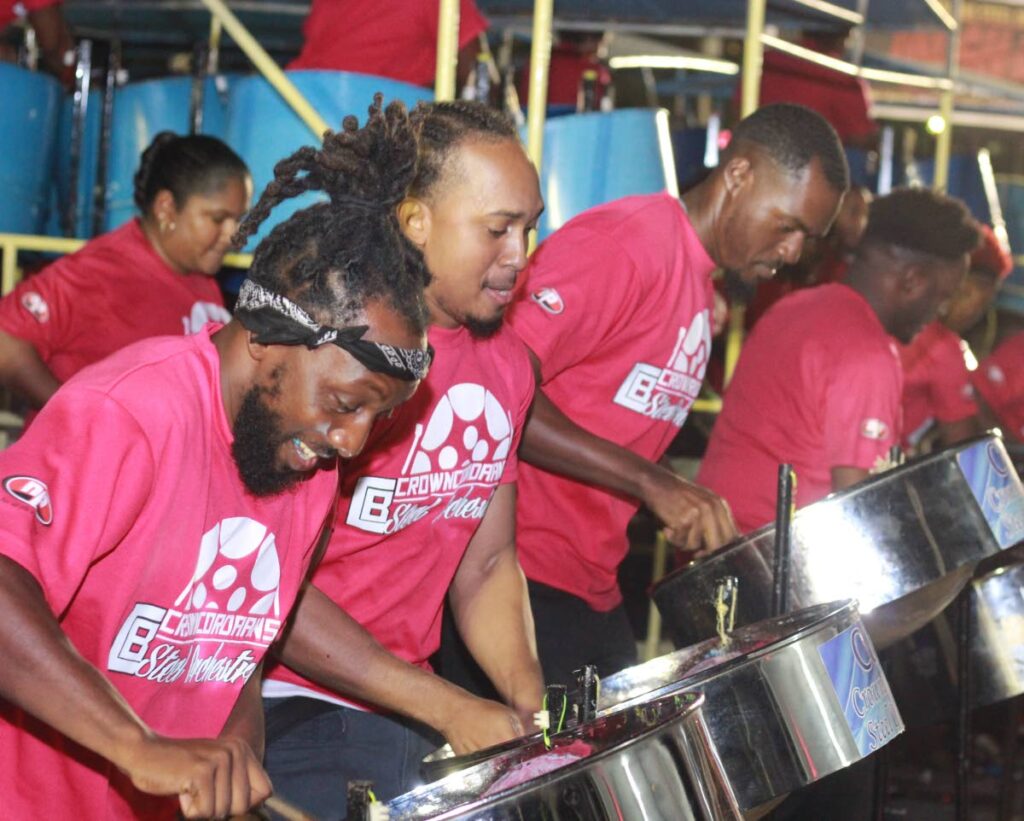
[463,312,504,338]
[231,384,304,497]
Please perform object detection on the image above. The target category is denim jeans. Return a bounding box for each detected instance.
[263,697,441,821]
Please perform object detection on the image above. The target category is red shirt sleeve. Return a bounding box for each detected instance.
[0,385,154,616]
[497,344,535,486]
[818,342,902,471]
[0,257,79,362]
[972,333,1024,439]
[509,229,645,382]
[931,336,978,423]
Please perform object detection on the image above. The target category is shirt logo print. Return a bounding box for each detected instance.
[531,287,565,315]
[107,517,283,686]
[3,475,53,525]
[347,383,514,534]
[612,310,710,427]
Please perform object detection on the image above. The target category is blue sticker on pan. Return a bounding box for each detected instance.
[957,439,1024,549]
[818,624,903,756]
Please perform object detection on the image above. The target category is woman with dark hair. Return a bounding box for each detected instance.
[0,131,251,418]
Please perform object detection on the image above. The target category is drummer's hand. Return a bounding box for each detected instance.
[640,466,737,555]
[116,732,271,818]
[440,693,528,756]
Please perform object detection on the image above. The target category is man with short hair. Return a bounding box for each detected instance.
[505,102,849,687]
[699,187,979,533]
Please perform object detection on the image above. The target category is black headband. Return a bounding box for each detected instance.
[234,280,431,382]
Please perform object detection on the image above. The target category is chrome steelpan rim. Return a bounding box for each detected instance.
[653,432,1024,651]
[422,600,861,785]
[600,599,860,710]
[658,433,1004,593]
[397,691,726,820]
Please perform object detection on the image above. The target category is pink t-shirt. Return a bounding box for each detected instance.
[0,327,338,820]
[698,283,902,533]
[0,0,61,30]
[972,331,1024,443]
[508,193,716,612]
[0,219,230,386]
[900,321,977,447]
[289,0,488,87]
[265,323,534,707]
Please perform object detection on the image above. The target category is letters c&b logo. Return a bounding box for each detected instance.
[4,475,53,525]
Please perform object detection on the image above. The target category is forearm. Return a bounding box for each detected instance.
[28,7,74,81]
[450,548,543,712]
[0,330,61,409]
[220,663,265,759]
[831,465,869,491]
[0,556,151,769]
[521,389,660,501]
[275,584,473,731]
[937,415,981,447]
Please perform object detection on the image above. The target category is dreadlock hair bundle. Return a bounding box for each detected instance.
[234,94,430,335]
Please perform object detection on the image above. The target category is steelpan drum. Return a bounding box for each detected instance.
[0,63,61,235]
[424,601,903,816]
[525,109,678,242]
[883,559,1024,726]
[654,434,1024,651]
[390,691,740,820]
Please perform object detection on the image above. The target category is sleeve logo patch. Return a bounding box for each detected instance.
[530,287,564,315]
[21,291,49,324]
[860,418,889,441]
[4,476,53,525]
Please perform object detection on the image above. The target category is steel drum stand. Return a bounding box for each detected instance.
[956,585,973,821]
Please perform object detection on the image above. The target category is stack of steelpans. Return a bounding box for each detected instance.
[423,600,903,818]
[653,434,1024,651]
[390,691,740,820]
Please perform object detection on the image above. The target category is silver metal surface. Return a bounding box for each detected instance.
[392,691,741,820]
[654,434,1024,651]
[422,601,903,814]
[598,600,903,813]
[884,559,1024,725]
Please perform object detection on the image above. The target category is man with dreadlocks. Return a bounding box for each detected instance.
[262,100,546,815]
[0,97,431,820]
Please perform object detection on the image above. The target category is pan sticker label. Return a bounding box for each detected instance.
[818,624,903,757]
[956,439,1024,549]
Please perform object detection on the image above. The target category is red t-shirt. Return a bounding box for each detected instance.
[757,49,877,143]
[0,328,338,820]
[517,43,613,107]
[264,322,534,708]
[289,0,488,87]
[508,193,716,612]
[971,332,1024,442]
[0,219,230,388]
[900,321,977,447]
[0,0,60,31]
[698,284,902,533]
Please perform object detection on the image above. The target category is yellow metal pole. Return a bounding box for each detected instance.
[435,0,460,101]
[1,238,18,297]
[740,0,767,117]
[208,12,222,74]
[933,0,962,192]
[525,0,553,173]
[199,0,331,140]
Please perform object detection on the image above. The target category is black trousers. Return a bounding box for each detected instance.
[437,579,638,694]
